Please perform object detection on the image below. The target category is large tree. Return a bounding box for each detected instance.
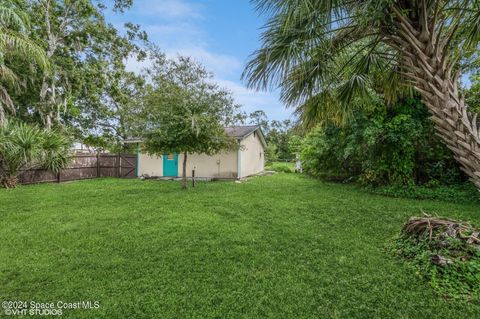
[244,0,480,190]
[141,56,241,189]
[0,2,48,123]
[28,0,145,129]
[5,0,146,144]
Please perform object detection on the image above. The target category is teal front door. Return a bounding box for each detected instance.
[163,153,178,176]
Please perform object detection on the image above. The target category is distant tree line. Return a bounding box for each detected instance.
[249,95,472,187]
[300,95,469,187]
[0,1,244,188]
[247,110,300,162]
[243,0,480,191]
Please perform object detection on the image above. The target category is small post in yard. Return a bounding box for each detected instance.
[192,169,195,188]
[57,170,61,183]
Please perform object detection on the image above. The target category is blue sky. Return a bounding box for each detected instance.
[105,0,292,121]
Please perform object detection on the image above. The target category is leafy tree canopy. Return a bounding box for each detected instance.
[140,55,242,188]
[0,1,48,123]
[244,0,480,190]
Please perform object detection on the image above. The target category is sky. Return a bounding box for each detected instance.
[104,0,292,121]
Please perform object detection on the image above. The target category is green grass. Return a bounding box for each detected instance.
[1,174,479,318]
[365,183,480,205]
[265,161,295,173]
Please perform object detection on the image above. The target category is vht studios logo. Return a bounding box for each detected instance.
[4,308,63,316]
[2,300,101,316]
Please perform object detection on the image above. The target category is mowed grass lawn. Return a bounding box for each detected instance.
[1,174,479,318]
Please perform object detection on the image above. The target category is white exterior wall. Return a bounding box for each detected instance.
[138,153,163,176]
[137,151,238,178]
[137,130,265,179]
[178,151,238,178]
[239,132,265,178]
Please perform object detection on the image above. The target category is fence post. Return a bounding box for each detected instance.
[57,171,61,183]
[117,154,121,177]
[192,169,195,187]
[96,153,100,177]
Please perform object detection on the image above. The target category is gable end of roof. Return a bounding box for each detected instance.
[225,125,266,148]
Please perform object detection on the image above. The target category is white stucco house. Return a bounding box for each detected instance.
[131,125,266,179]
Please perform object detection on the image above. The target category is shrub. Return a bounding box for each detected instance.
[365,184,480,205]
[300,97,465,186]
[266,162,295,173]
[265,143,279,164]
[0,121,71,188]
[388,216,480,301]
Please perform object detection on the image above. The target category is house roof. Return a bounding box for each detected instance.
[224,125,259,139]
[124,125,267,148]
[225,125,267,148]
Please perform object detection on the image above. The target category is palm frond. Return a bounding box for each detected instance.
[0,121,71,177]
[0,6,29,31]
[337,74,370,104]
[0,32,49,70]
[295,89,351,130]
[243,0,354,91]
[462,2,480,50]
[0,86,14,112]
[0,64,20,88]
[40,129,71,172]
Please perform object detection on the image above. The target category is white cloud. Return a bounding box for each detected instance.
[215,79,292,121]
[144,22,206,49]
[165,47,241,78]
[124,47,241,79]
[136,0,203,19]
[145,23,201,37]
[123,55,289,121]
[117,0,292,121]
[128,1,241,78]
[124,55,153,73]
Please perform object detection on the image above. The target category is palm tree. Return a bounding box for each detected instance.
[243,0,480,190]
[0,120,71,188]
[0,3,48,123]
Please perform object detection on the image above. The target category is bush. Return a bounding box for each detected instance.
[266,162,295,173]
[365,184,480,205]
[388,216,480,301]
[300,125,353,180]
[0,121,71,188]
[300,97,465,187]
[265,143,279,164]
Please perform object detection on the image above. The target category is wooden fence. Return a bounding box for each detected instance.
[17,153,137,185]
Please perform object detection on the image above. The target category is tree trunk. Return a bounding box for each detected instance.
[182,151,188,189]
[391,8,480,190]
[0,105,5,124]
[1,175,18,189]
[415,76,480,189]
[39,0,67,130]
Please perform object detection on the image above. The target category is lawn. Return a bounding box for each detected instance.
[265,161,295,173]
[1,174,479,318]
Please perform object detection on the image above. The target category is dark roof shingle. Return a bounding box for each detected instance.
[124,125,265,145]
[224,125,259,138]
